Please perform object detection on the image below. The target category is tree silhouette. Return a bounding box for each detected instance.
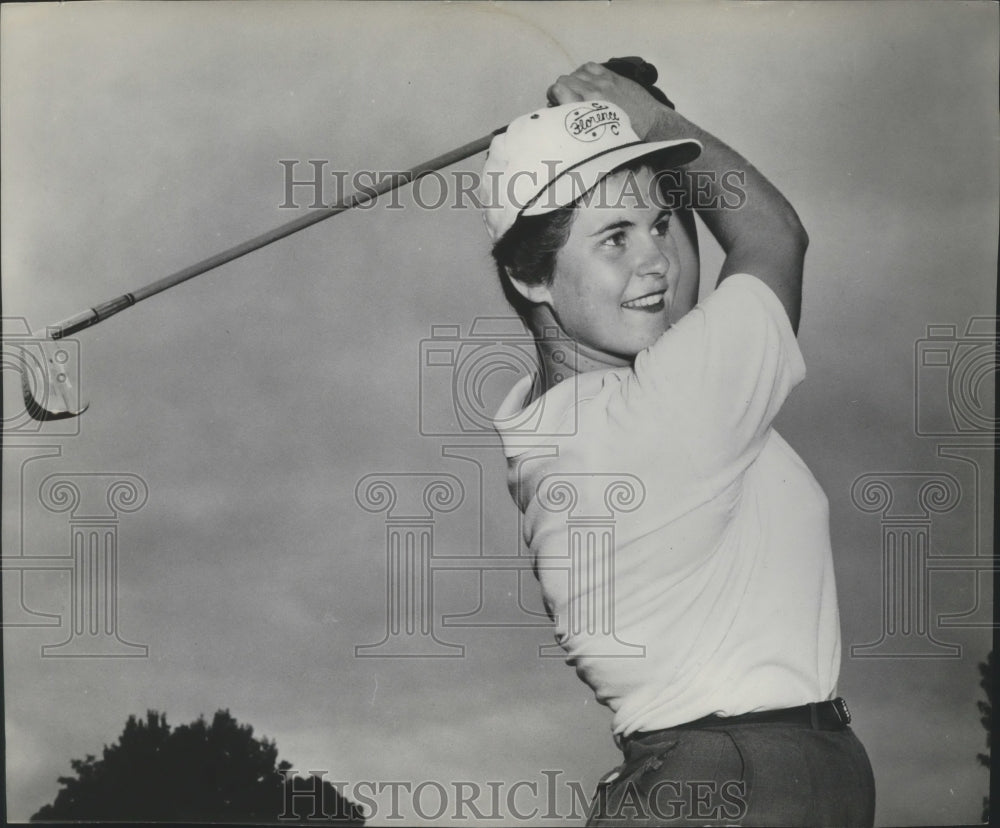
[31,709,364,824]
[978,651,992,823]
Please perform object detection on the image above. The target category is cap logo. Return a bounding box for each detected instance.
[564,102,621,142]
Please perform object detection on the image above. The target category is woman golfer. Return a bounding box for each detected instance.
[483,63,876,827]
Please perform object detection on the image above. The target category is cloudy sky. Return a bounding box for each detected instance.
[2,1,997,825]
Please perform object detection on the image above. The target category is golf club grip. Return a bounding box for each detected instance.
[602,57,675,109]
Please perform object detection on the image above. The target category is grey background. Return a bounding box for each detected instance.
[2,1,996,825]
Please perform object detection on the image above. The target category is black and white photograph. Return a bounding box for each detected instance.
[2,1,996,825]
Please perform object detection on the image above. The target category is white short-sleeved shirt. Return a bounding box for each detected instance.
[493,274,841,737]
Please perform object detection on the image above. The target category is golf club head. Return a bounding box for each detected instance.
[17,335,89,422]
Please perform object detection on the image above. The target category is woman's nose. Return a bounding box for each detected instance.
[633,234,672,276]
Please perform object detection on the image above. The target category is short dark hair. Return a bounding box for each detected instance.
[490,206,575,315]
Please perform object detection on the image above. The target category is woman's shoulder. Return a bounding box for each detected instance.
[492,369,618,457]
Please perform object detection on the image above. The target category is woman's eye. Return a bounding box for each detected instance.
[652,215,672,237]
[601,231,627,248]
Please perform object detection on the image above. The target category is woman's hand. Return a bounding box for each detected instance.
[546,62,665,139]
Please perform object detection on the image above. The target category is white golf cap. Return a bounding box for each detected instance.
[479,100,702,243]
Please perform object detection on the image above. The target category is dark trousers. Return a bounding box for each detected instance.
[586,722,875,827]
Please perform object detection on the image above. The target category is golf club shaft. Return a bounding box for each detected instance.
[46,129,503,340]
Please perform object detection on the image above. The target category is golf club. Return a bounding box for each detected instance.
[16,57,670,421]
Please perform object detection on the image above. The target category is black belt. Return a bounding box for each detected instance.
[628,697,852,741]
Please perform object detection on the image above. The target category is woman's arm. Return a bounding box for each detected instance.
[548,63,808,333]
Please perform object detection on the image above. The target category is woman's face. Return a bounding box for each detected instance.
[534,167,687,359]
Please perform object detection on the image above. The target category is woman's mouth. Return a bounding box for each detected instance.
[621,291,667,312]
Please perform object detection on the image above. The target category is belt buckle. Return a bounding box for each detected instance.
[832,697,852,726]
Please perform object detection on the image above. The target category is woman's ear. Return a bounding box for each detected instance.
[505,267,553,306]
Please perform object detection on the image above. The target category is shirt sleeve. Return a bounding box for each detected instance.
[631,273,806,474]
